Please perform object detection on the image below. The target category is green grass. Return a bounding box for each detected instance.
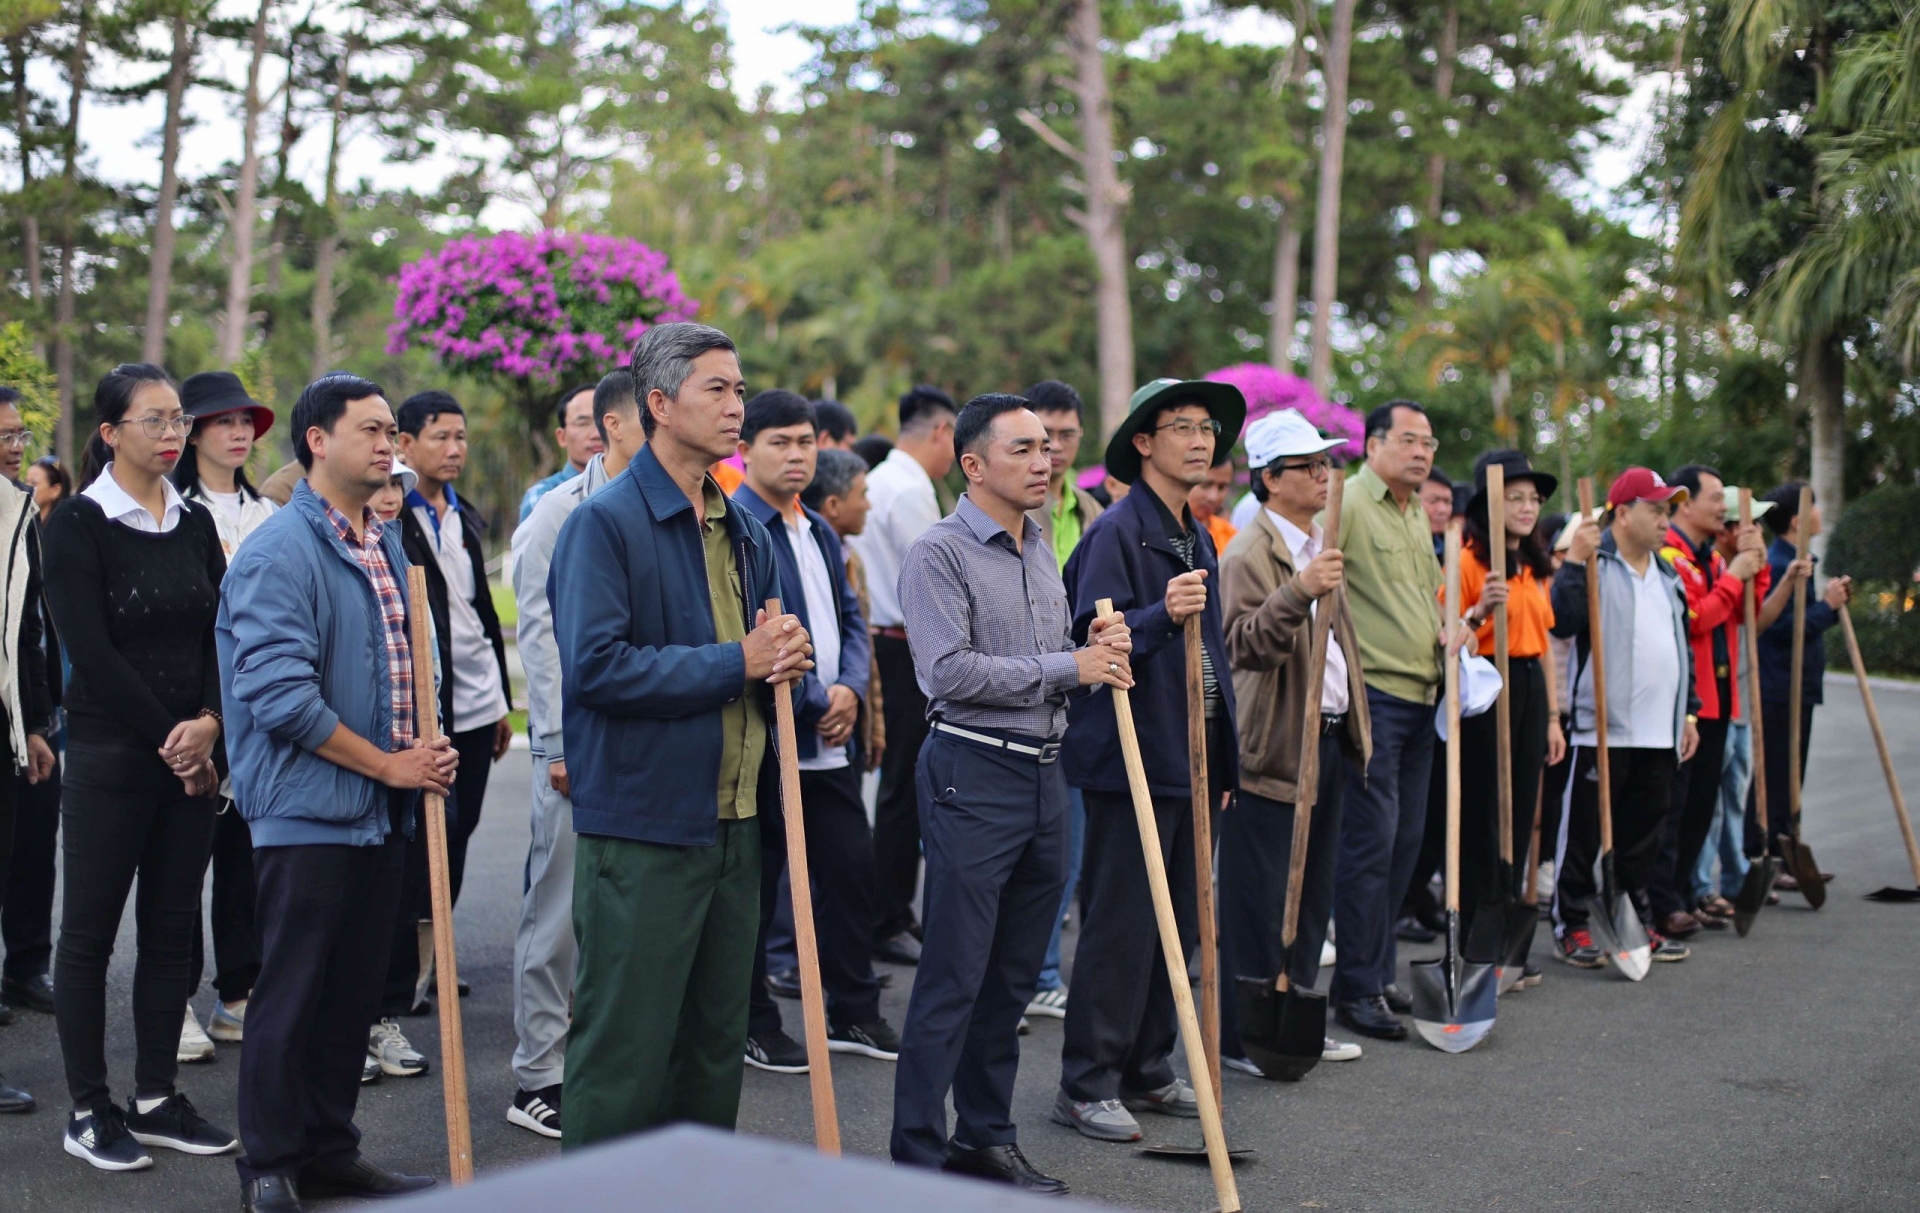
[491,580,517,628]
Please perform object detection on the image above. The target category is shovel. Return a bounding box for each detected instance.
[1481,464,1537,995]
[1780,485,1827,909]
[1236,472,1342,1081]
[1097,599,1244,1210]
[1732,489,1778,935]
[1503,775,1546,985]
[1838,604,1920,902]
[1571,479,1650,980]
[1410,519,1498,1053]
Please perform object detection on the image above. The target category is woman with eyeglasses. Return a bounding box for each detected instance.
[43,363,237,1170]
[1439,449,1564,989]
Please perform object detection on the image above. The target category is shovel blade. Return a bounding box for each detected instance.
[1578,893,1648,981]
[1234,976,1325,1081]
[1410,957,1497,1054]
[1495,904,1537,995]
[1866,886,1920,903]
[1732,856,1776,937]
[1139,1142,1258,1163]
[1783,838,1827,909]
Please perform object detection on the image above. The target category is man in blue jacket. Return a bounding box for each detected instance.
[549,323,812,1149]
[218,373,457,1213]
[1054,378,1243,1143]
[731,389,896,1073]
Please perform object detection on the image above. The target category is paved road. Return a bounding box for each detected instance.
[5,675,1919,1211]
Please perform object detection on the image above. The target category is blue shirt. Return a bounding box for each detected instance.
[519,466,579,522]
[1758,536,1837,706]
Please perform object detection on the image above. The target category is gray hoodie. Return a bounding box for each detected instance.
[510,453,616,760]
[1548,529,1695,758]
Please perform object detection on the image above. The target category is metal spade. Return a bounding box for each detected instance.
[1732,490,1779,936]
[1481,464,1538,995]
[1781,487,1827,909]
[1410,519,1498,1053]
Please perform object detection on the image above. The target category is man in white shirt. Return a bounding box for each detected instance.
[1217,410,1370,1076]
[731,391,898,1073]
[849,385,956,965]
[1549,468,1701,967]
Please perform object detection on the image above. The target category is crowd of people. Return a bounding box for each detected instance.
[0,321,1855,1208]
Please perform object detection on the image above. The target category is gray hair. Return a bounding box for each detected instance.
[803,448,868,511]
[630,322,737,437]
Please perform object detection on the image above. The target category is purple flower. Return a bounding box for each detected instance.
[1205,363,1364,462]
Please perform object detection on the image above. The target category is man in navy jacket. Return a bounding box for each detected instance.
[1053,378,1243,1143]
[549,324,812,1149]
[730,390,896,1073]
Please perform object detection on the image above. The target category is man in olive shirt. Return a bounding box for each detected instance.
[1331,400,1448,1041]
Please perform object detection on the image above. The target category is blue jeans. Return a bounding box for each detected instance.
[1035,788,1086,991]
[1693,720,1752,901]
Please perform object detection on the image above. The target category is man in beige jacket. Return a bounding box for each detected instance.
[1217,410,1371,1075]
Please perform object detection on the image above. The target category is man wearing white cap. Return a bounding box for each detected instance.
[1217,410,1370,1074]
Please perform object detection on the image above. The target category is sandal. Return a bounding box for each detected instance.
[1697,895,1735,919]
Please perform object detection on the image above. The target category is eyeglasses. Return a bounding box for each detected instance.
[0,430,34,451]
[1277,457,1332,477]
[1152,418,1222,440]
[112,415,195,439]
[1504,492,1543,508]
[1386,431,1440,453]
[1044,427,1083,445]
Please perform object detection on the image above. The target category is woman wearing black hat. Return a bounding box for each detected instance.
[1441,450,1563,983]
[170,371,278,1063]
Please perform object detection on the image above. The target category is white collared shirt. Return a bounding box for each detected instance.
[849,446,941,629]
[1268,508,1351,715]
[787,509,850,772]
[82,462,186,533]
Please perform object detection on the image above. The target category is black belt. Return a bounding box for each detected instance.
[1320,712,1347,736]
[931,720,1061,764]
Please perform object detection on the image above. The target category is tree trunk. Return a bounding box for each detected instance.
[309,37,350,382]
[933,145,951,290]
[261,31,302,320]
[1307,0,1359,395]
[142,16,192,365]
[1415,1,1458,307]
[219,0,272,366]
[1267,199,1300,368]
[1492,362,1513,446]
[1068,0,1134,438]
[53,2,91,466]
[9,36,40,322]
[1801,330,1846,556]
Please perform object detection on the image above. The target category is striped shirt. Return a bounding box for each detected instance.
[899,495,1079,738]
[324,501,415,750]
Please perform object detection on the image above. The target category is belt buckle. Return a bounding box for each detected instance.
[1038,742,1061,764]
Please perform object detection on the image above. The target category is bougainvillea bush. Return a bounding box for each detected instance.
[388,230,698,397]
[1204,363,1364,463]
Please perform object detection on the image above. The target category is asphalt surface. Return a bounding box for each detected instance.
[4,674,1918,1211]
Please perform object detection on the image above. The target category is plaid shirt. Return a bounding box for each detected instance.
[325,501,416,750]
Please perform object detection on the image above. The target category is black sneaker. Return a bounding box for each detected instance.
[744,1028,809,1074]
[827,1018,900,1061]
[65,1106,153,1171]
[1555,929,1606,969]
[125,1092,238,1155]
[1648,931,1690,963]
[507,1084,562,1138]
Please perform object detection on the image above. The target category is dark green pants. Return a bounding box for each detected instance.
[562,817,760,1150]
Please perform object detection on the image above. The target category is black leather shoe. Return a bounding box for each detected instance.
[2,973,55,1013]
[874,932,923,965]
[1394,915,1437,943]
[766,967,801,999]
[941,1141,1069,1196]
[0,1002,11,1027]
[243,1175,304,1212]
[0,1074,33,1113]
[298,1155,436,1199]
[1381,983,1413,1014]
[1335,996,1408,1041]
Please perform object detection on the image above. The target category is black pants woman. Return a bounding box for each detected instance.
[1458,655,1551,941]
[44,364,236,1171]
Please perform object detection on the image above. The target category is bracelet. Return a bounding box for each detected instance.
[197,708,222,725]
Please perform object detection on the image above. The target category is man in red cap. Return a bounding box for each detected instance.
[1549,468,1700,967]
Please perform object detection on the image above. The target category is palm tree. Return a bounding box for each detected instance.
[1404,260,1570,448]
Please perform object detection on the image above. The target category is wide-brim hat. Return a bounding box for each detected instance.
[1468,449,1558,522]
[180,370,274,435]
[1102,378,1246,486]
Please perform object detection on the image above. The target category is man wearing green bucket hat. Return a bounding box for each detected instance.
[1051,378,1243,1141]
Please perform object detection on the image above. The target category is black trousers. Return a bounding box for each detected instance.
[1540,728,1573,881]
[1059,786,1197,1103]
[1400,730,1449,924]
[378,822,430,1018]
[188,805,260,1004]
[1551,746,1675,934]
[872,635,929,942]
[0,746,15,978]
[891,732,1064,1169]
[54,740,216,1110]
[1459,657,1550,940]
[238,828,406,1183]
[446,723,498,908]
[1218,733,1345,1061]
[1659,698,1731,918]
[1746,699,1815,858]
[749,763,882,1034]
[3,757,59,983]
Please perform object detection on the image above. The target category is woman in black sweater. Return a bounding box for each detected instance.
[43,364,237,1171]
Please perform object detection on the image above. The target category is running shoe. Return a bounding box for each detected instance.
[124,1092,238,1155]
[1555,929,1606,969]
[65,1106,152,1171]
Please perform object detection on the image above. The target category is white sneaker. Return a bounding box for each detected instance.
[361,1054,382,1085]
[1025,986,1068,1019]
[208,1000,246,1043]
[368,1018,430,1077]
[178,1007,215,1064]
[1536,861,1556,902]
[1322,1036,1362,1062]
[1222,1054,1264,1076]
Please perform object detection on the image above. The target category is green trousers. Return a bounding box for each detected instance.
[562,817,760,1150]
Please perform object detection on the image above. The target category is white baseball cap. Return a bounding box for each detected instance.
[1244,408,1345,469]
[388,459,419,497]
[1436,654,1504,741]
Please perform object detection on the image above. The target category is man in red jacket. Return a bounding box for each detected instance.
[1655,465,1770,938]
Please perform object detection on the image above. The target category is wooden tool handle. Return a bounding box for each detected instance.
[1576,479,1615,855]
[1182,613,1220,1102]
[1098,600,1240,1213]
[1487,463,1514,865]
[1442,520,1464,914]
[407,566,472,1186]
[1839,604,1920,885]
[1787,485,1812,821]
[765,598,841,1155]
[1739,489,1771,839]
[1281,471,1343,990]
